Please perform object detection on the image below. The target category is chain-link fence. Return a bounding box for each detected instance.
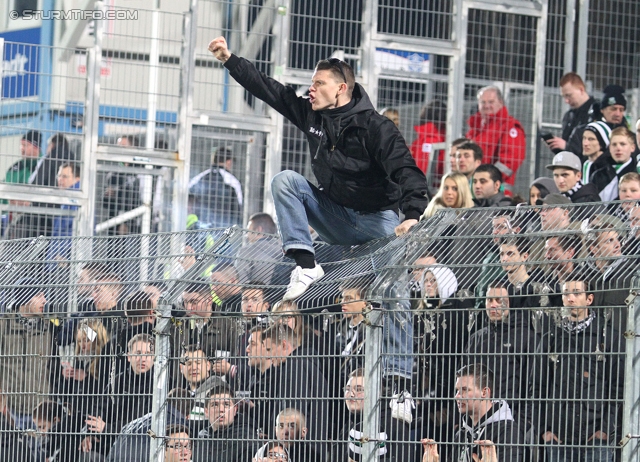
[0,201,638,461]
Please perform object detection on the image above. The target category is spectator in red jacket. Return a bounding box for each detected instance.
[410,101,447,177]
[466,86,526,195]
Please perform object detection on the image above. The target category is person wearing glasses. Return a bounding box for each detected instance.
[329,368,416,462]
[192,385,258,462]
[165,424,192,462]
[209,37,430,302]
[253,441,290,461]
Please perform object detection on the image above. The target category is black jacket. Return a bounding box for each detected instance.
[453,401,526,462]
[562,97,596,144]
[530,313,623,445]
[473,192,512,208]
[465,310,538,417]
[567,117,626,160]
[564,181,601,204]
[192,416,259,462]
[224,54,430,218]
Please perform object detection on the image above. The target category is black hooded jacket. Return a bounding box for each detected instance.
[530,314,623,445]
[465,309,539,417]
[224,54,430,218]
[453,401,526,462]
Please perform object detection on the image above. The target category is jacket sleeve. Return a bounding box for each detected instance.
[369,118,430,220]
[495,122,526,189]
[528,333,551,438]
[224,54,312,132]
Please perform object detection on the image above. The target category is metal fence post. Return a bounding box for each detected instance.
[362,307,383,462]
[149,298,173,462]
[621,276,640,461]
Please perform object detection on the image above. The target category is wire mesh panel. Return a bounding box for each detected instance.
[287,0,363,71]
[94,159,176,237]
[377,69,449,190]
[96,7,183,151]
[0,42,86,190]
[584,0,640,93]
[0,200,637,460]
[377,0,453,41]
[189,125,269,229]
[193,0,277,116]
[463,9,540,199]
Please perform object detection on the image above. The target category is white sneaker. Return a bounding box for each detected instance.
[390,391,415,424]
[282,264,324,301]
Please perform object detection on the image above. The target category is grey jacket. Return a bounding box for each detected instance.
[0,314,56,414]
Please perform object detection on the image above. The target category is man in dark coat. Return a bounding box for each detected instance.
[418,363,526,462]
[547,151,601,203]
[209,36,429,301]
[465,280,539,421]
[192,385,258,462]
[545,72,596,154]
[530,275,622,462]
[472,164,513,208]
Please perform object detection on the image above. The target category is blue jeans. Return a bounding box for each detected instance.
[375,276,414,380]
[545,440,613,462]
[271,170,399,254]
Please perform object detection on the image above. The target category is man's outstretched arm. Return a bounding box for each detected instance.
[208,36,310,131]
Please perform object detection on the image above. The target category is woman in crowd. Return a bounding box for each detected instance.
[58,319,111,419]
[422,172,474,219]
[528,177,558,206]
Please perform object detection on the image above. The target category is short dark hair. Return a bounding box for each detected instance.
[165,423,190,438]
[562,273,595,297]
[452,137,470,148]
[419,100,447,126]
[338,274,375,298]
[166,388,193,420]
[456,363,493,393]
[457,142,483,162]
[261,324,298,347]
[487,280,508,292]
[348,367,365,380]
[248,212,277,235]
[208,384,234,400]
[315,58,356,98]
[212,146,233,165]
[474,164,503,184]
[548,235,582,255]
[59,162,81,178]
[181,344,208,361]
[124,290,154,318]
[500,236,530,255]
[32,401,65,422]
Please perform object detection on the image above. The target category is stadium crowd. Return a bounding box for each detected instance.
[1,43,640,462]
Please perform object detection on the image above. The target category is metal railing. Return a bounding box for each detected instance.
[0,202,638,460]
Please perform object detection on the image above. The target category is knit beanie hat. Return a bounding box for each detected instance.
[600,84,626,109]
[530,177,559,196]
[583,121,612,151]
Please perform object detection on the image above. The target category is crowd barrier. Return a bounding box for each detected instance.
[0,201,639,461]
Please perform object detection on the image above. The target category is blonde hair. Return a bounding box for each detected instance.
[422,172,474,219]
[74,319,110,378]
[271,300,305,341]
[619,172,640,186]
